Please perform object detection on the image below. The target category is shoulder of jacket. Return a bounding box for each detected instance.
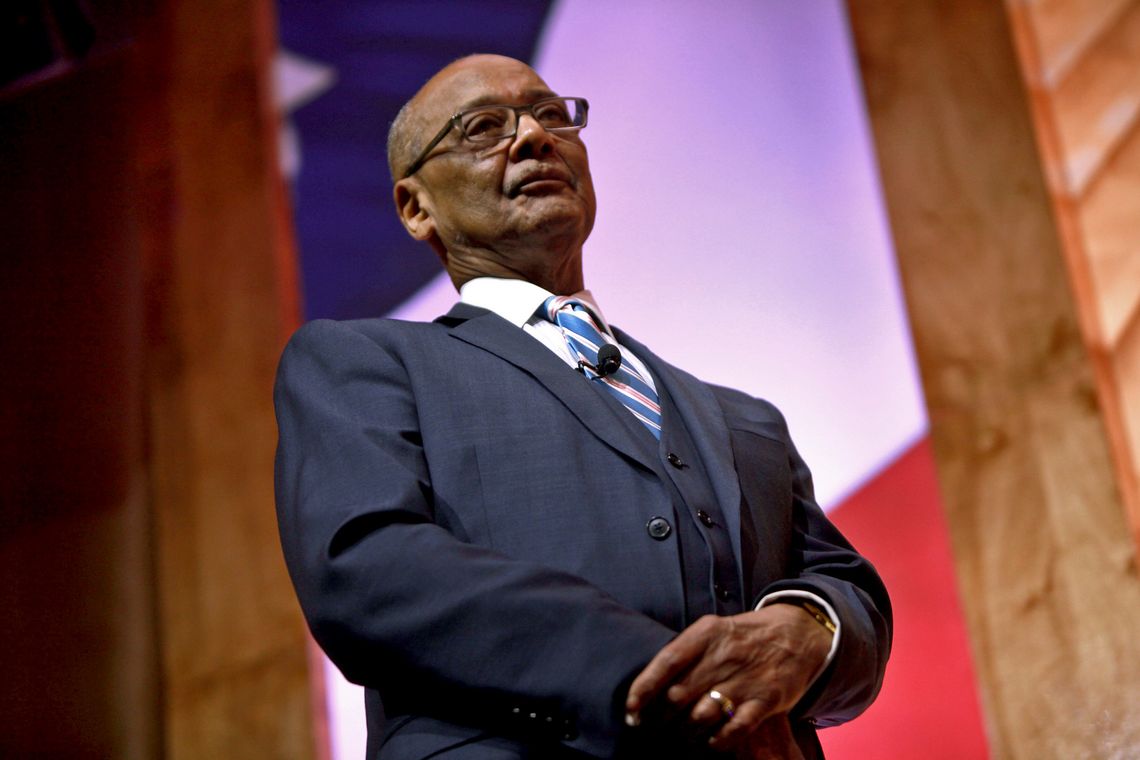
[293,315,448,340]
[707,383,784,425]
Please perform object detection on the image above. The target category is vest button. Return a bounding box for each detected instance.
[646,516,672,540]
[697,509,714,527]
[666,452,685,468]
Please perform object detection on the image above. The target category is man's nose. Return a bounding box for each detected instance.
[508,112,557,162]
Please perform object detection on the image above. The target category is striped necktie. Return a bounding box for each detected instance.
[542,296,662,439]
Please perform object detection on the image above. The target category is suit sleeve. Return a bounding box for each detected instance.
[769,405,891,726]
[274,320,675,756]
[717,389,893,728]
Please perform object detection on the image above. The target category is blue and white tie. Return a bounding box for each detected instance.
[543,296,662,439]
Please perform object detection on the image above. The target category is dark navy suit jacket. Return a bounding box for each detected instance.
[274,302,892,759]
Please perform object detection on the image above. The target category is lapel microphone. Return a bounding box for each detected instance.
[579,344,623,378]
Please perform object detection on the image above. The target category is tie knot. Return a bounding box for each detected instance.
[541,295,582,323]
[542,295,608,337]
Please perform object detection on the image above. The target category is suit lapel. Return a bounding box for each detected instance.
[441,303,748,592]
[615,328,746,582]
[438,303,658,473]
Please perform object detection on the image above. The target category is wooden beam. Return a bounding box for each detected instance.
[0,49,160,757]
[138,0,316,757]
[845,0,1140,755]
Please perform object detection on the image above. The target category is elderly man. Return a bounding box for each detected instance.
[274,54,891,759]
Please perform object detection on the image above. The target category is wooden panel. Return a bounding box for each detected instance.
[0,48,160,759]
[1007,0,1140,542]
[1079,124,1140,347]
[846,0,1140,756]
[1050,0,1140,195]
[1,1,315,756]
[139,0,316,757]
[1017,0,1134,86]
[1114,317,1140,516]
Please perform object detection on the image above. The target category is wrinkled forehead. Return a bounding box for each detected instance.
[416,57,557,123]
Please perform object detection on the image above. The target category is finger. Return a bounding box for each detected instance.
[625,616,721,719]
[663,650,741,708]
[625,645,697,723]
[707,700,766,751]
[713,710,800,756]
[687,688,736,728]
[663,617,749,708]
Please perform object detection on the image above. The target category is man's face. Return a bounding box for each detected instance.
[405,56,597,262]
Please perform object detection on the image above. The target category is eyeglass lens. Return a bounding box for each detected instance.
[459,98,585,142]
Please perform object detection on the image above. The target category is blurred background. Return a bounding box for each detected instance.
[2,1,1139,758]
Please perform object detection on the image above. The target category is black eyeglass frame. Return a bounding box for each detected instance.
[401,96,589,178]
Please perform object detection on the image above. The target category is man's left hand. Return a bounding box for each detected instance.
[624,604,831,753]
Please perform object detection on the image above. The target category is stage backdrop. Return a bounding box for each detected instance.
[276,1,989,757]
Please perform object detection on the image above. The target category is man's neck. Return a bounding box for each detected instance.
[449,256,584,296]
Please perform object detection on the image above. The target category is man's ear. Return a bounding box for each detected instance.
[393,179,436,241]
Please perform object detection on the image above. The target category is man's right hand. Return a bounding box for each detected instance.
[624,607,830,753]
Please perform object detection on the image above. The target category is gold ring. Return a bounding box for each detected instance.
[707,689,735,719]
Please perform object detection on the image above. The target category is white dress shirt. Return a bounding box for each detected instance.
[459,277,656,392]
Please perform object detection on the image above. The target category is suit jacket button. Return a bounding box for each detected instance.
[666,452,685,468]
[646,516,672,540]
[697,509,714,527]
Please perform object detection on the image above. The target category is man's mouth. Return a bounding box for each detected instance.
[510,168,574,196]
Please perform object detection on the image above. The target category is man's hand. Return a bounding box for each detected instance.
[624,605,831,753]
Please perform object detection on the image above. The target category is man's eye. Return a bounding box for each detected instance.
[464,111,508,137]
[534,103,572,127]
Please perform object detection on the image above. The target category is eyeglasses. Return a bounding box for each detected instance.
[402,96,588,178]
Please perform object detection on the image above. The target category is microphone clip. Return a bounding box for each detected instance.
[578,344,623,379]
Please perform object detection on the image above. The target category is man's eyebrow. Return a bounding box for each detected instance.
[455,88,559,112]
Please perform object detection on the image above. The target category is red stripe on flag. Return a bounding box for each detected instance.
[820,437,989,760]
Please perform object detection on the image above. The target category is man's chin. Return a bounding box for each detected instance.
[515,207,591,241]
[514,191,586,217]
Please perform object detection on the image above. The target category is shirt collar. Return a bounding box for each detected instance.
[459,277,615,337]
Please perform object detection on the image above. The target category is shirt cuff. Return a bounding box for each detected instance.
[756,590,841,682]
